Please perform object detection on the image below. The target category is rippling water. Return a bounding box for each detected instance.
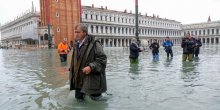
[0,44,220,110]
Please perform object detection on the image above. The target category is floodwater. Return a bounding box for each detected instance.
[0,44,220,110]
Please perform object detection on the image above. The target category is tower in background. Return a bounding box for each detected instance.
[40,0,80,46]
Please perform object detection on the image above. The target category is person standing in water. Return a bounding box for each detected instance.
[69,24,107,101]
[58,38,70,62]
[149,39,160,60]
[129,38,142,63]
[163,37,173,58]
[181,33,195,61]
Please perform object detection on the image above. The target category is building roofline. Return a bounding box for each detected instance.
[0,11,40,30]
[183,20,220,26]
[82,5,181,23]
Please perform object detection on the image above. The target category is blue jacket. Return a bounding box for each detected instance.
[163,41,173,52]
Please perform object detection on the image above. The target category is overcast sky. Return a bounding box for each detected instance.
[0,0,220,25]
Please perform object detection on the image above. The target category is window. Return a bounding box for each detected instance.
[212,29,214,35]
[118,28,120,34]
[85,14,88,19]
[91,25,94,33]
[105,27,108,33]
[114,17,116,22]
[55,0,58,2]
[105,16,107,21]
[101,26,103,33]
[207,29,210,35]
[91,15,93,20]
[56,12,59,17]
[57,27,60,32]
[96,26,98,33]
[122,28,124,34]
[217,29,219,34]
[101,16,103,20]
[96,15,98,20]
[203,30,206,35]
[114,27,116,34]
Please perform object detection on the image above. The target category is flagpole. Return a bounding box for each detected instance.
[135,0,140,46]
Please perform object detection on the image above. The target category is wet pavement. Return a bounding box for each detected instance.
[0,44,220,110]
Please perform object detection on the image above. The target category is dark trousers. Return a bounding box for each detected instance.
[60,54,67,62]
[75,89,101,100]
[166,49,173,58]
[152,52,159,59]
[194,48,200,57]
[75,89,85,100]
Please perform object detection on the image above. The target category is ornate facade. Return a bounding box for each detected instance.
[82,5,183,47]
[182,20,220,44]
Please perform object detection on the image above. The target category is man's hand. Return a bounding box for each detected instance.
[82,66,92,74]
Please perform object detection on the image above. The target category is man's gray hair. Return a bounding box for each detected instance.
[75,24,88,34]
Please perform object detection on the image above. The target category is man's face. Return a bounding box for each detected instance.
[63,41,67,44]
[75,27,86,41]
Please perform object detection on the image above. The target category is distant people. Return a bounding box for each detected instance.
[149,39,160,60]
[181,33,195,61]
[129,38,142,63]
[194,36,202,58]
[58,38,70,62]
[69,40,74,51]
[163,37,173,58]
[69,24,107,101]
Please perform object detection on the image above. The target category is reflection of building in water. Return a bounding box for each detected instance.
[0,3,41,48]
[182,16,220,44]
[82,5,182,47]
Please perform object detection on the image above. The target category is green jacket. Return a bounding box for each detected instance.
[69,35,107,95]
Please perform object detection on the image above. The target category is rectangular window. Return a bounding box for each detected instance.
[96,15,98,20]
[85,14,88,19]
[212,29,214,35]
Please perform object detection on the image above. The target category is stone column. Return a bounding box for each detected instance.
[88,24,91,34]
[98,25,101,34]
[126,39,129,47]
[108,26,110,34]
[116,39,119,47]
[103,38,106,47]
[103,26,106,34]
[108,39,111,47]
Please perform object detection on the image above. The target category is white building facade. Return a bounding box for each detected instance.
[182,21,220,44]
[0,9,40,48]
[82,5,183,47]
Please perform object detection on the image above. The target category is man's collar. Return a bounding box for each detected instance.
[77,36,87,47]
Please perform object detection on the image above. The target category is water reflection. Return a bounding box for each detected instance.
[129,63,140,74]
[1,45,220,110]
